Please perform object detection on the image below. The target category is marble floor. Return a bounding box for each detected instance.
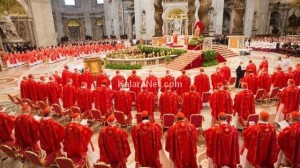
[0,50,299,167]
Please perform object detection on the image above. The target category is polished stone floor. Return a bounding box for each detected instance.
[0,50,299,167]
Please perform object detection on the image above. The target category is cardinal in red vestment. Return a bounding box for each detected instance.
[132,111,162,168]
[27,74,38,102]
[159,86,179,117]
[81,67,94,89]
[294,64,300,86]
[272,66,287,89]
[114,86,132,119]
[0,112,15,146]
[111,70,126,91]
[241,71,258,94]
[20,76,29,99]
[76,82,93,112]
[62,65,72,86]
[37,76,48,102]
[127,70,143,101]
[160,70,175,92]
[39,110,65,166]
[166,112,198,168]
[205,112,240,168]
[62,78,77,108]
[136,87,156,121]
[96,69,110,88]
[145,70,159,96]
[233,82,255,126]
[220,62,231,82]
[53,71,62,85]
[194,68,210,96]
[98,115,131,168]
[47,76,62,105]
[72,68,82,88]
[211,68,226,90]
[181,85,202,119]
[278,79,300,118]
[246,60,257,75]
[259,56,269,74]
[286,67,296,82]
[209,83,233,123]
[176,70,191,96]
[241,111,278,168]
[15,113,40,154]
[278,111,300,167]
[257,68,271,92]
[93,80,114,117]
[64,113,93,165]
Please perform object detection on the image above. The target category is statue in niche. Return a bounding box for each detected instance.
[188,0,196,35]
[0,11,23,41]
[209,7,215,30]
[140,10,146,34]
[172,17,182,34]
[288,13,297,27]
[154,0,163,36]
[111,19,114,35]
[232,0,245,34]
[252,12,257,29]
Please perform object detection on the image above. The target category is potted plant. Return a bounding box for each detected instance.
[164,55,171,65]
[188,35,204,50]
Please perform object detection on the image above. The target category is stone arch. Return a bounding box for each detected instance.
[162,7,188,35]
[65,19,82,40]
[16,0,33,18]
[222,10,231,34]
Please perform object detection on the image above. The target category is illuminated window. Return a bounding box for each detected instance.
[97,0,104,4]
[65,0,75,5]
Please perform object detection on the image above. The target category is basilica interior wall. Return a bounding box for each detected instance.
[51,0,104,42]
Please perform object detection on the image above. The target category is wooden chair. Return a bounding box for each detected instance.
[201,92,211,107]
[225,114,233,124]
[135,113,142,124]
[91,109,106,128]
[23,98,40,113]
[93,162,111,168]
[56,156,86,168]
[228,77,237,90]
[51,104,70,124]
[254,89,267,105]
[245,114,259,126]
[24,151,45,168]
[266,87,280,104]
[114,111,132,132]
[190,114,205,141]
[37,101,47,110]
[162,113,175,132]
[15,97,25,110]
[7,94,19,111]
[0,145,24,168]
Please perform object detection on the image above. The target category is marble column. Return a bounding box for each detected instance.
[256,0,269,35]
[232,0,245,35]
[83,12,93,36]
[54,12,64,40]
[213,0,224,35]
[30,0,57,47]
[243,0,255,36]
[104,0,119,37]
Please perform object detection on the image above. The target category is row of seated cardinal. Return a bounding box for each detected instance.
[19,60,300,125]
[1,105,299,168]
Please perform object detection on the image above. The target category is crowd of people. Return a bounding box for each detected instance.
[212,34,229,45]
[1,41,125,68]
[0,54,299,167]
[246,36,300,55]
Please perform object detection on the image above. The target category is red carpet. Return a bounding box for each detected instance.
[184,52,227,70]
